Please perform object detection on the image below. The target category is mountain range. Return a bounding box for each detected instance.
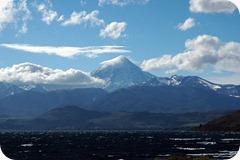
[0,56,239,118]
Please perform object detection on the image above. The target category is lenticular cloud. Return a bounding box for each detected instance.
[1,43,130,58]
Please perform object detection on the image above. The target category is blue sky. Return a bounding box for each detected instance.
[0,0,240,85]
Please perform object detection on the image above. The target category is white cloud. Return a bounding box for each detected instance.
[62,11,127,40]
[18,0,31,34]
[0,0,31,33]
[37,3,58,25]
[1,43,130,58]
[189,0,236,13]
[62,10,104,27]
[98,0,150,6]
[177,18,195,31]
[100,22,127,39]
[0,0,15,31]
[0,63,104,87]
[141,35,240,74]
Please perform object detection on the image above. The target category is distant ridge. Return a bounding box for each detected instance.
[0,105,226,130]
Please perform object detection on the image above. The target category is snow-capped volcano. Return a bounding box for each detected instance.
[92,56,155,91]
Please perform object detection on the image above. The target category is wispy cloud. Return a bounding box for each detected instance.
[177,18,196,31]
[189,0,236,13]
[141,35,240,74]
[1,43,130,58]
[98,0,150,6]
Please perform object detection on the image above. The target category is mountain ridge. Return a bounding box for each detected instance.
[0,56,239,117]
[0,56,239,97]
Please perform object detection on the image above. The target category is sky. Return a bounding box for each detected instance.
[0,0,240,86]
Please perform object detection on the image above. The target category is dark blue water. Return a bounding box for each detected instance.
[0,131,239,160]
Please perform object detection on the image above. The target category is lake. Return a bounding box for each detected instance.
[0,131,239,160]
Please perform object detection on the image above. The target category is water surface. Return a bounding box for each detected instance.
[0,131,239,160]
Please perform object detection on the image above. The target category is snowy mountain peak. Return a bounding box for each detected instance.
[166,75,222,91]
[176,76,222,91]
[146,75,223,91]
[99,56,134,70]
[92,56,155,91]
